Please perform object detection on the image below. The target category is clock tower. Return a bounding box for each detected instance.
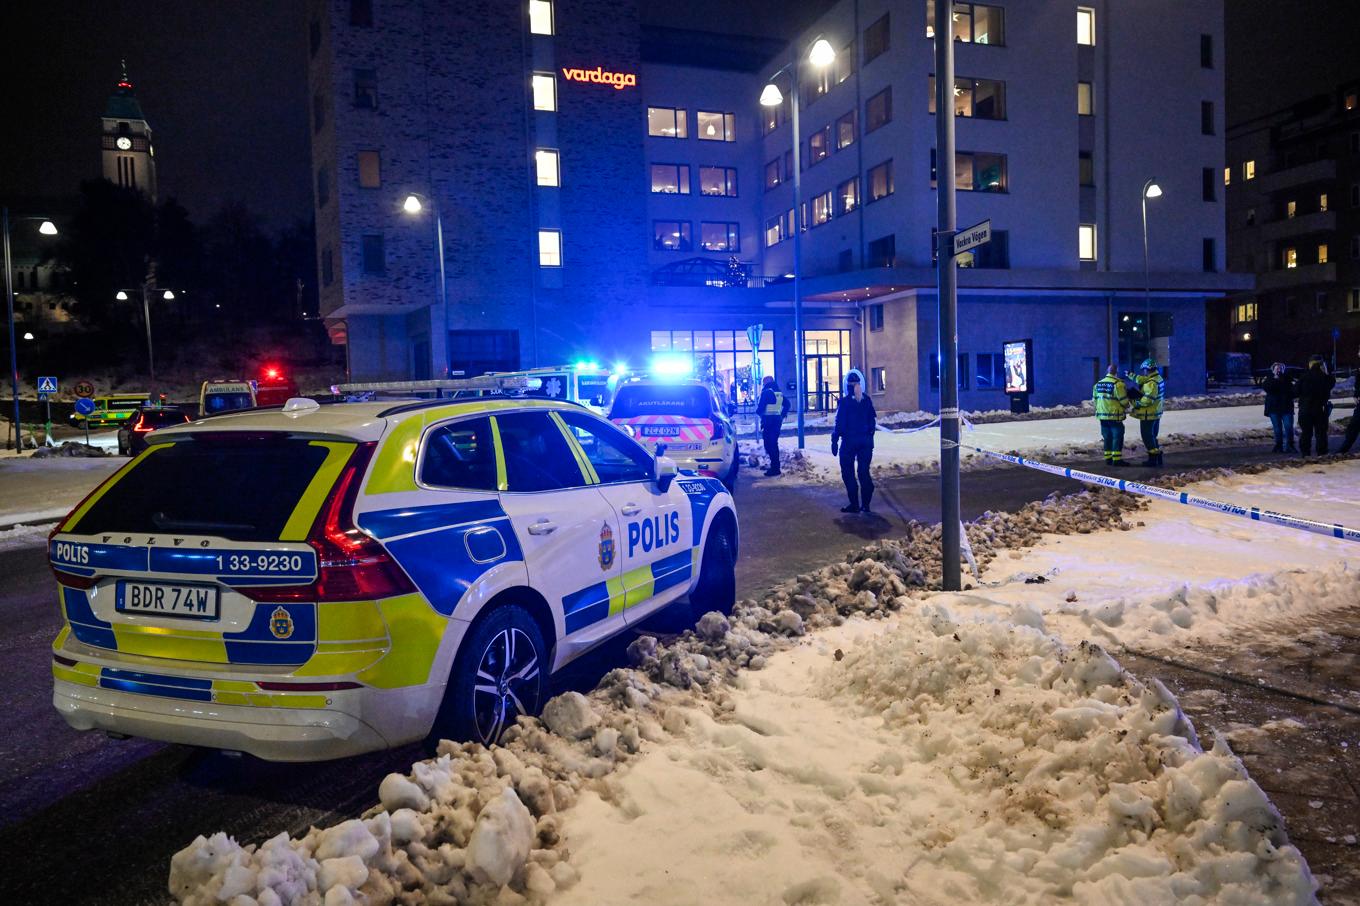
[101,61,157,201]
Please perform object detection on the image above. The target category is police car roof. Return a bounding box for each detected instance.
[150,397,585,443]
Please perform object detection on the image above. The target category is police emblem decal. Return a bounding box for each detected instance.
[598,522,615,570]
[269,606,295,640]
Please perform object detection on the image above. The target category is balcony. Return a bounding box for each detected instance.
[1257,159,1336,194]
[1259,210,1336,242]
[1257,262,1336,291]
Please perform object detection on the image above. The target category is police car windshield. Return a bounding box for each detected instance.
[70,435,342,542]
[611,385,711,419]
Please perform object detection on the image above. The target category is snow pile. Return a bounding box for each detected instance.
[30,440,110,458]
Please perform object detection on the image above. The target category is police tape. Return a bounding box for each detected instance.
[956,443,1360,543]
[881,413,976,435]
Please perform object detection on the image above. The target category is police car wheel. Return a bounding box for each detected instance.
[428,605,546,749]
[689,526,736,616]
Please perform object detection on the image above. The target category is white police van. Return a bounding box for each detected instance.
[48,396,737,761]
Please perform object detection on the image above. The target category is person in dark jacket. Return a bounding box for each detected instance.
[756,375,791,476]
[1259,362,1297,453]
[1295,354,1335,456]
[830,371,877,513]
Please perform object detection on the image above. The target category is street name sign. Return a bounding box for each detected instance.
[953,219,992,257]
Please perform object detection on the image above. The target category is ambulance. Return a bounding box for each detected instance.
[48,396,738,761]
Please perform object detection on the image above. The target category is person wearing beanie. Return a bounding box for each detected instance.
[830,370,877,513]
[1295,354,1335,456]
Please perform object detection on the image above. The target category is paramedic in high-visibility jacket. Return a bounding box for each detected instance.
[1093,364,1132,467]
[756,375,792,476]
[1127,358,1166,467]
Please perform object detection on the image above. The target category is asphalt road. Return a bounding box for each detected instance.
[0,441,1322,905]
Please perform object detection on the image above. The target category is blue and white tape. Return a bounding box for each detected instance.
[958,444,1360,543]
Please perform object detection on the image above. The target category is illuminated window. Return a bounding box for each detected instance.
[648,107,687,138]
[1244,159,1256,180]
[1231,302,1258,324]
[699,166,738,197]
[764,215,785,247]
[528,0,553,35]
[1284,247,1297,269]
[538,230,561,267]
[1346,93,1358,111]
[1077,7,1095,45]
[870,367,887,393]
[650,163,690,194]
[1286,200,1296,218]
[867,160,894,202]
[653,220,692,252]
[864,13,889,63]
[535,149,559,187]
[764,159,781,191]
[809,125,831,164]
[866,87,892,132]
[927,2,1004,45]
[1077,81,1093,116]
[357,150,381,188]
[1224,166,1231,186]
[697,111,736,142]
[836,111,856,149]
[532,73,556,111]
[1078,224,1097,261]
[1319,243,1329,264]
[835,43,856,83]
[837,177,859,214]
[700,222,739,252]
[1320,192,1328,212]
[929,77,1006,119]
[930,149,1007,192]
[811,191,833,226]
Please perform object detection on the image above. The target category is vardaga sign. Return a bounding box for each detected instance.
[562,66,637,90]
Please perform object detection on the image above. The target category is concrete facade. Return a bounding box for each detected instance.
[308,0,1246,411]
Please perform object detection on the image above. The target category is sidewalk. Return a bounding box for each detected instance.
[0,454,122,529]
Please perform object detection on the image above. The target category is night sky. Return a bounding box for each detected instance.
[0,1,1356,232]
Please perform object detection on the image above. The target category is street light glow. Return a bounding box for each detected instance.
[1144,181,1163,199]
[38,221,57,236]
[759,83,783,107]
[162,290,175,300]
[22,332,34,340]
[808,39,836,68]
[402,194,423,214]
[115,291,129,300]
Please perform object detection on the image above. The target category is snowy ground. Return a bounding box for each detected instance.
[168,465,1339,905]
[0,450,121,530]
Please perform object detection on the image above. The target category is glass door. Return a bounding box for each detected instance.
[802,330,849,412]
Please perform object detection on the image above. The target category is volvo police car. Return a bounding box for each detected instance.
[48,396,737,761]
[609,378,738,490]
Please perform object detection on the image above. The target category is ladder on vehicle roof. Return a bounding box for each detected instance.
[332,374,537,400]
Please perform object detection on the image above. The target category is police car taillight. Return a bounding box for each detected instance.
[710,418,724,440]
[240,443,416,603]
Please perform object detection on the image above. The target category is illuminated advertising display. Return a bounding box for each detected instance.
[1003,339,1033,395]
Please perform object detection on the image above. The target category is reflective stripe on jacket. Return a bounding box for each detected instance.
[1130,373,1165,420]
[1093,375,1130,421]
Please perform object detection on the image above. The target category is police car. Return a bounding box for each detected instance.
[48,397,737,761]
[609,379,738,490]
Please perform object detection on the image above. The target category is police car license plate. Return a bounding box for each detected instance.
[641,425,681,437]
[116,581,220,620]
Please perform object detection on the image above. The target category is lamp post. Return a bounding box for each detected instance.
[1140,178,1162,361]
[4,207,58,449]
[933,0,961,591]
[116,286,177,382]
[760,37,836,450]
[402,193,449,378]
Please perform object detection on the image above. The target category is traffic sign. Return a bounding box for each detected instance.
[37,376,58,394]
[1333,327,1342,340]
[953,219,992,257]
[74,380,95,398]
[74,397,96,416]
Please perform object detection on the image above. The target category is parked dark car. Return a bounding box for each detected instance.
[116,406,191,456]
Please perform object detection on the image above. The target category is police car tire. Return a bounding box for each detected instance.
[425,604,547,751]
[690,525,736,616]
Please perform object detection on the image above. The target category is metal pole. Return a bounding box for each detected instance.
[141,283,156,382]
[790,56,806,450]
[1141,178,1152,360]
[434,200,449,378]
[935,1,961,591]
[3,206,19,450]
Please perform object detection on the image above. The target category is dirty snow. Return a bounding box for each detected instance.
[168,472,1323,906]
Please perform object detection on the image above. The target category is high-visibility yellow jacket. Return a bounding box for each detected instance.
[1130,372,1165,420]
[1093,375,1130,421]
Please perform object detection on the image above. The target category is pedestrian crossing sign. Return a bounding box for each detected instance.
[37,376,58,394]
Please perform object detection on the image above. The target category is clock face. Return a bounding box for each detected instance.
[115,136,132,150]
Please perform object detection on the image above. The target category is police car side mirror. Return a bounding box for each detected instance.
[654,456,679,492]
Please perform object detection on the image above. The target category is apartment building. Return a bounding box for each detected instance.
[309,0,1246,410]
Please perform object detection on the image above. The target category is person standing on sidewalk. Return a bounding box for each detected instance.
[1259,363,1297,453]
[1093,364,1132,467]
[1295,354,1336,456]
[756,375,791,476]
[1127,358,1166,466]
[830,371,877,513]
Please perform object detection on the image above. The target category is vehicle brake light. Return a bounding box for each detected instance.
[710,419,724,440]
[238,443,417,603]
[132,417,152,432]
[51,570,98,590]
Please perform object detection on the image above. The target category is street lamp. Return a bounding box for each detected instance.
[1141,178,1162,361]
[114,284,180,382]
[402,192,449,378]
[760,37,836,449]
[3,207,58,449]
